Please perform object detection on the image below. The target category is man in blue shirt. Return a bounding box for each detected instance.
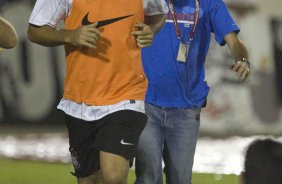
[135,0,251,183]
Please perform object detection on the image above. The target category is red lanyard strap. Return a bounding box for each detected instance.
[168,0,200,44]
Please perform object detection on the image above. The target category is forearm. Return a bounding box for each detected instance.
[0,17,17,48]
[27,24,74,47]
[225,32,249,61]
[144,14,167,35]
[225,32,251,80]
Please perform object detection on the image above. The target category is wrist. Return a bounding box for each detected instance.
[62,29,75,44]
[147,24,156,36]
[242,58,251,69]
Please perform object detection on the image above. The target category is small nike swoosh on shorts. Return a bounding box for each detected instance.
[120,139,134,146]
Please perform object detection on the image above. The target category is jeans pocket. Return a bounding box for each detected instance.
[182,108,201,121]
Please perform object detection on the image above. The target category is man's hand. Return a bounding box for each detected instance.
[230,59,251,81]
[131,23,154,48]
[225,32,251,81]
[68,23,101,48]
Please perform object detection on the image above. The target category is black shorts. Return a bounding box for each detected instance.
[65,110,147,178]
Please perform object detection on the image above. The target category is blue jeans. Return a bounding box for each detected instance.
[135,103,201,184]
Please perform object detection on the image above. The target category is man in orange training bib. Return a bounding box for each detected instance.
[28,0,168,183]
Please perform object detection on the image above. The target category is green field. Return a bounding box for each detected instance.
[0,159,239,184]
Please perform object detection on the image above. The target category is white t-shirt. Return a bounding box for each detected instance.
[29,0,168,26]
[29,0,168,121]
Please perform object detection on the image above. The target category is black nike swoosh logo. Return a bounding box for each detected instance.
[82,13,134,28]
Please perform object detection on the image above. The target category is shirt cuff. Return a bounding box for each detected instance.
[145,4,169,16]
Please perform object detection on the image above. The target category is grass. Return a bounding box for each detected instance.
[0,159,239,184]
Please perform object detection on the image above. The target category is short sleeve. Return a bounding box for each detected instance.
[144,0,169,16]
[209,0,240,46]
[29,0,72,27]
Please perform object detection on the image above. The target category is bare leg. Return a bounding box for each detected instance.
[99,151,129,184]
[77,171,100,184]
[76,151,129,184]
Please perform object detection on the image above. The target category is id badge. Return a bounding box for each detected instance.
[177,43,189,63]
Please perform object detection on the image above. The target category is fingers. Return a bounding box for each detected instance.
[85,35,98,48]
[131,30,143,36]
[78,34,98,48]
[135,34,153,48]
[131,24,144,36]
[73,23,101,48]
[91,22,98,27]
[136,39,152,48]
[132,23,154,48]
[135,34,153,47]
[134,34,153,39]
[241,68,250,81]
[132,23,152,35]
[83,24,101,40]
[134,23,146,30]
[84,23,102,37]
[83,31,100,42]
[230,60,251,81]
[80,40,97,49]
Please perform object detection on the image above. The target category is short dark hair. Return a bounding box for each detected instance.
[244,138,282,184]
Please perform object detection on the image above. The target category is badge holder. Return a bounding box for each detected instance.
[177,42,189,63]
